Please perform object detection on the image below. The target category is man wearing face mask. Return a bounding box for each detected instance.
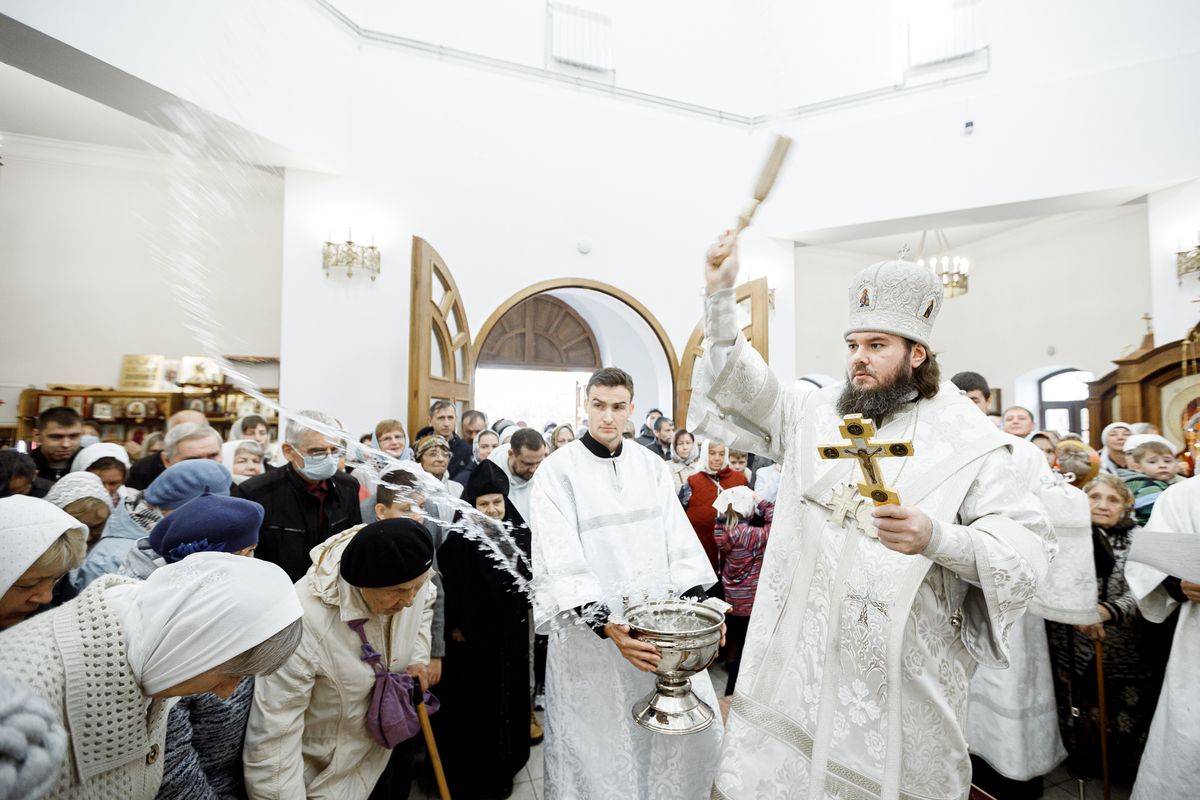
[235,410,362,582]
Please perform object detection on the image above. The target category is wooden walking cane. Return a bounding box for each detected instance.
[412,681,452,800]
[1094,640,1111,800]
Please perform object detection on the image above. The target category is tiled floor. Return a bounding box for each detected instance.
[409,711,545,800]
[1035,765,1132,800]
[410,667,736,799]
[408,665,1134,800]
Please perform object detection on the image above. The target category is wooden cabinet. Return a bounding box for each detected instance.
[1088,324,1200,453]
[17,388,176,447]
[15,386,280,448]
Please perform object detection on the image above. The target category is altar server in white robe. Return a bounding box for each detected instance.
[967,432,1096,790]
[1126,476,1200,799]
[694,230,1052,800]
[530,366,722,800]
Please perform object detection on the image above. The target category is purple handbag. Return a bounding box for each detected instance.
[348,619,440,749]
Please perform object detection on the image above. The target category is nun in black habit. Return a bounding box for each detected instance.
[433,459,532,799]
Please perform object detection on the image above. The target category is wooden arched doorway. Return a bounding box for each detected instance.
[676,277,770,425]
[473,279,680,414]
[477,294,602,371]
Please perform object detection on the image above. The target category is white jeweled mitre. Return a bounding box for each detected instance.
[844,260,945,348]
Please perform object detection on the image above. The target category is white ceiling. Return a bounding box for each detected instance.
[0,60,166,151]
[815,217,1041,260]
[787,185,1165,258]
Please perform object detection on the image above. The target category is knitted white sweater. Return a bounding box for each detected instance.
[0,575,171,799]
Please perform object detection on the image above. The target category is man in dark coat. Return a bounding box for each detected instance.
[639,415,675,461]
[416,401,473,478]
[433,460,531,799]
[126,409,208,490]
[234,410,361,582]
[633,408,663,448]
[29,407,82,484]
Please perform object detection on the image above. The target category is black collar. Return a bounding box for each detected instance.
[581,432,622,459]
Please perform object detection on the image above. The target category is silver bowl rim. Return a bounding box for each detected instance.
[624,599,724,637]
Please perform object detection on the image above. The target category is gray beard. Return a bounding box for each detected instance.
[836,367,918,421]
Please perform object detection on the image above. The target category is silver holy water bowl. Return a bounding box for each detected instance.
[625,598,724,735]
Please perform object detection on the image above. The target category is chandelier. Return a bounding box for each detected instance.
[913,229,970,298]
[322,229,381,281]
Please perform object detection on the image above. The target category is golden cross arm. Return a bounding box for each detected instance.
[816,414,914,506]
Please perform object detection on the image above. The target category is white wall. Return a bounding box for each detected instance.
[549,289,674,419]
[1147,179,1200,343]
[0,134,284,387]
[795,206,1152,407]
[276,40,756,435]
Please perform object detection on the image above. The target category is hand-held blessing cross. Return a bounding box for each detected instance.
[817,414,914,506]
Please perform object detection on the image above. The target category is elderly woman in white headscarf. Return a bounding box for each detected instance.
[1100,421,1134,475]
[44,473,112,551]
[71,442,131,503]
[0,550,303,800]
[0,496,87,630]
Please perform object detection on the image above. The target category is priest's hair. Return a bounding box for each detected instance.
[218,617,304,676]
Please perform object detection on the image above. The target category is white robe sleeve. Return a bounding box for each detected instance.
[530,460,603,632]
[689,288,793,461]
[1126,479,1198,623]
[926,447,1053,668]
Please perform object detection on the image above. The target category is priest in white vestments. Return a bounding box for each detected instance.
[693,231,1053,800]
[530,367,722,799]
[1126,476,1200,799]
[967,432,1097,791]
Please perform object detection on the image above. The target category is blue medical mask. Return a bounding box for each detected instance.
[297,451,339,481]
[79,434,100,449]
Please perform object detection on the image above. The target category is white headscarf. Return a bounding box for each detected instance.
[104,552,302,696]
[1099,421,1133,474]
[0,496,86,597]
[71,442,131,473]
[43,472,111,510]
[700,440,730,476]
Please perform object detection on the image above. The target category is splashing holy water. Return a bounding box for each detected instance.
[144,102,710,639]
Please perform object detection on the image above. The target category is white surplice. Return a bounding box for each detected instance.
[530,437,721,800]
[967,437,1096,781]
[691,289,1053,800]
[1126,476,1200,799]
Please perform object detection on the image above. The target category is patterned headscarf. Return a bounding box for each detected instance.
[44,472,111,510]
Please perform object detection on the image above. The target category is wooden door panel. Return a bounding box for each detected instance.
[409,238,474,436]
[676,277,769,425]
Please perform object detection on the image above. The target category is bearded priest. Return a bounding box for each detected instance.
[693,230,1053,800]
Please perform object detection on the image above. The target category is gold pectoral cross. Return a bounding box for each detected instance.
[817,414,914,506]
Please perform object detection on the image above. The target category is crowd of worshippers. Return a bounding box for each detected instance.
[0,373,1194,800]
